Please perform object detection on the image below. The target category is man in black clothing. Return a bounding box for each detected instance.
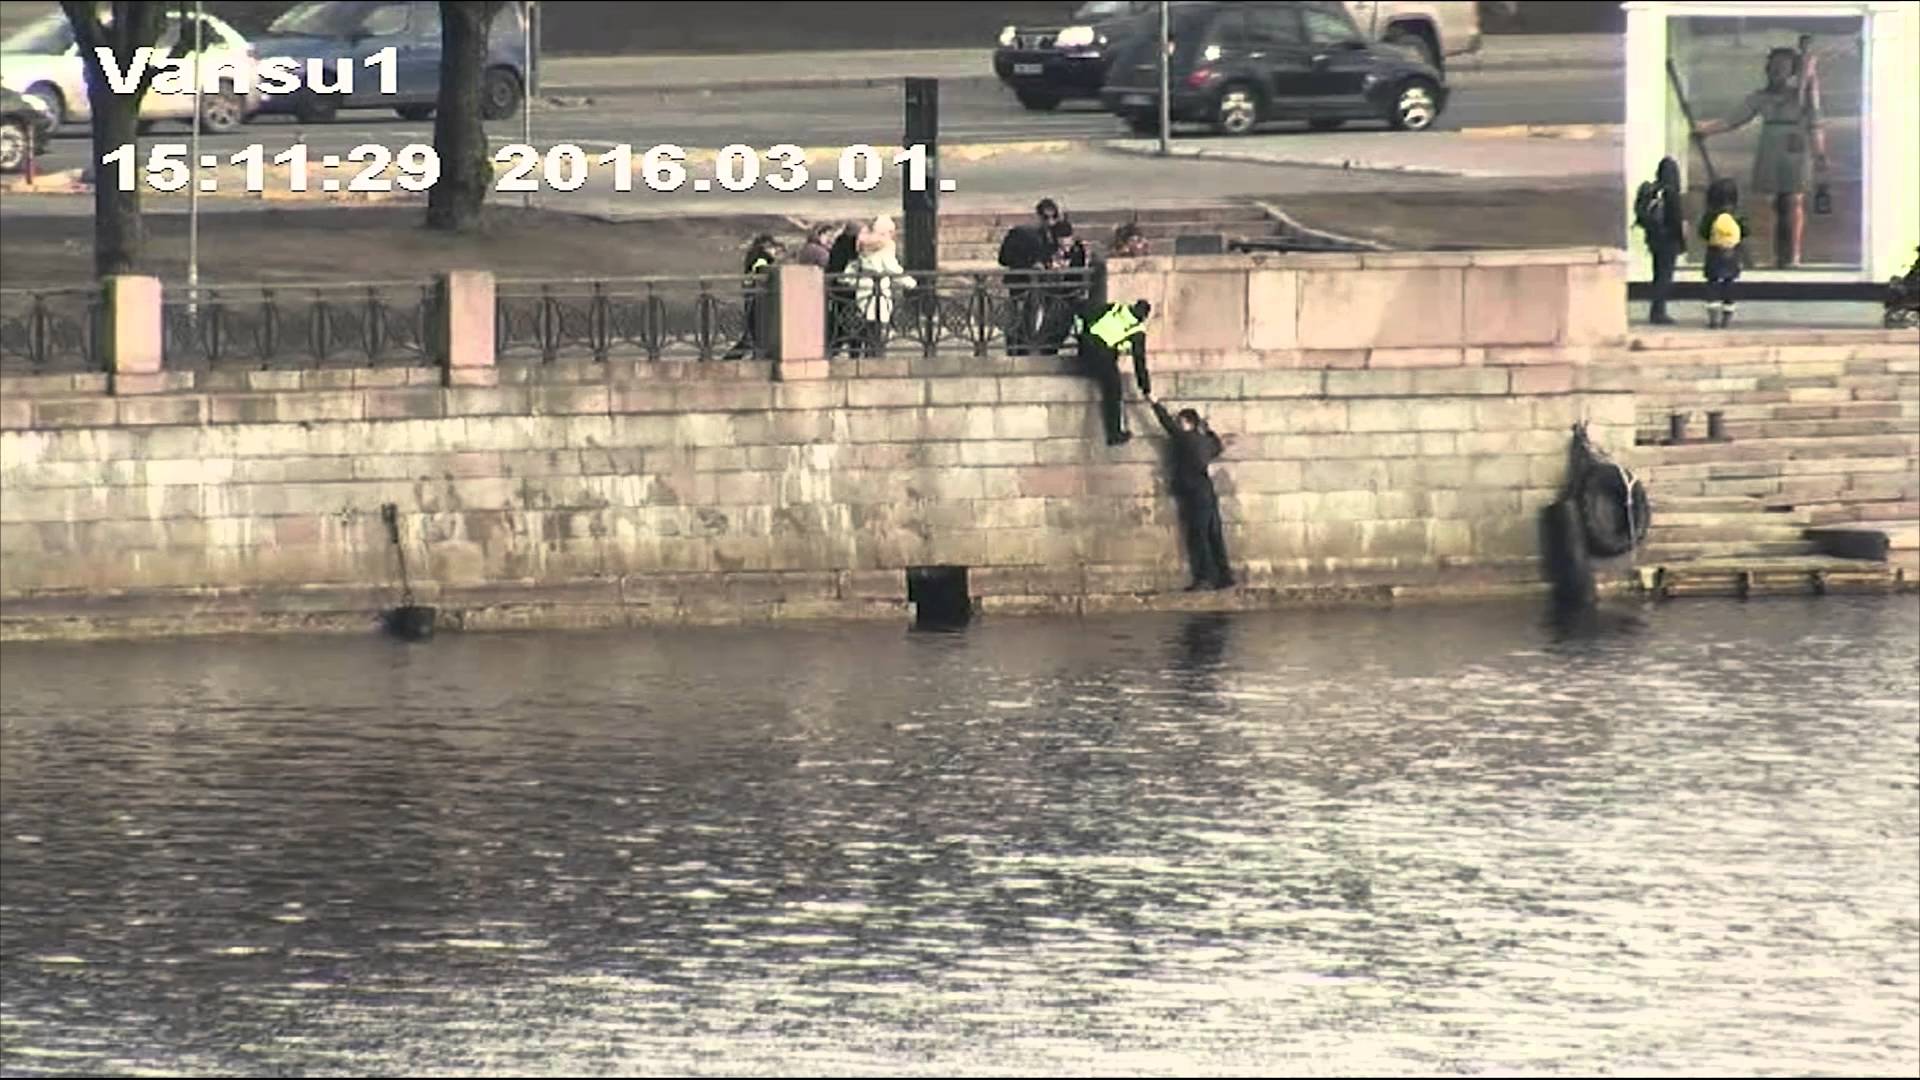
[999,198,1062,355]
[1073,298,1153,446]
[1037,219,1090,355]
[1633,157,1686,325]
[723,233,784,359]
[1146,394,1235,591]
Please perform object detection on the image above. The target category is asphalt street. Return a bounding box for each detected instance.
[34,68,1633,174]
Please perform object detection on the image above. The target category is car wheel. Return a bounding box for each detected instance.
[481,67,522,120]
[396,105,436,121]
[1389,78,1440,131]
[1308,117,1345,131]
[24,83,64,127]
[293,92,338,124]
[1015,90,1061,112]
[1212,83,1261,136]
[1384,27,1441,71]
[200,93,245,134]
[0,119,28,174]
[1126,113,1160,137]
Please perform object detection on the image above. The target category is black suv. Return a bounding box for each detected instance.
[992,1,1166,111]
[1100,1,1449,136]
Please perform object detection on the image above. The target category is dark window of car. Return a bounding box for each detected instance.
[412,2,441,39]
[1303,7,1364,47]
[1243,7,1306,49]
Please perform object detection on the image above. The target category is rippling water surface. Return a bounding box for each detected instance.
[2,597,1917,1077]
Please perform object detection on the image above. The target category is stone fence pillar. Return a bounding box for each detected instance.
[105,275,165,395]
[770,264,827,381]
[437,270,497,387]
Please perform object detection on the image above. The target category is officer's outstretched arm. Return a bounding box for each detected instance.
[1131,335,1150,396]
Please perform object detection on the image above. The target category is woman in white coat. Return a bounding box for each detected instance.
[845,216,917,358]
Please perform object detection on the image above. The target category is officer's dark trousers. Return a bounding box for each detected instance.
[1648,246,1677,321]
[1175,482,1233,587]
[1080,350,1127,443]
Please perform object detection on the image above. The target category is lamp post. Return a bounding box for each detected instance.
[1157,1,1171,155]
[189,1,203,311]
[521,1,534,210]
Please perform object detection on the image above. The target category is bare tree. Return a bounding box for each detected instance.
[61,1,174,277]
[427,1,510,231]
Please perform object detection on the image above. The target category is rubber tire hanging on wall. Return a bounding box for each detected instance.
[1576,463,1652,559]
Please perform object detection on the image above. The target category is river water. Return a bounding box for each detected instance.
[2,597,1916,1077]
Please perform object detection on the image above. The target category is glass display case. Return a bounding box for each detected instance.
[1623,1,1919,285]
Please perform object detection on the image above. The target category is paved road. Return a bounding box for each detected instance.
[34,69,1632,175]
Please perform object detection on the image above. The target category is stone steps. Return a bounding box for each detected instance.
[938,205,1275,264]
[1638,434,1920,466]
[1642,538,1826,562]
[1646,522,1815,544]
[1639,555,1907,597]
[1639,401,1912,423]
[1800,499,1920,526]
[1638,418,1920,443]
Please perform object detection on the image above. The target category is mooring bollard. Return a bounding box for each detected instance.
[1667,412,1690,444]
[1706,410,1727,441]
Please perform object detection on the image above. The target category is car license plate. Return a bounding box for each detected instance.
[1014,63,1043,75]
[1121,93,1152,106]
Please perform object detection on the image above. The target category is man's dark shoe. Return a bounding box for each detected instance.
[1184,581,1209,592]
[1211,576,1237,590]
[1650,311,1676,325]
[1108,431,1132,446]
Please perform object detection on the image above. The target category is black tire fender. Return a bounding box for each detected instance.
[1577,462,1651,558]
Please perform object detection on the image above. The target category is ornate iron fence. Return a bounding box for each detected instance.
[495,276,770,364]
[161,282,436,370]
[0,288,105,375]
[828,267,1100,358]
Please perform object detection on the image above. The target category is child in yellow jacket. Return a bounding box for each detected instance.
[1699,178,1747,329]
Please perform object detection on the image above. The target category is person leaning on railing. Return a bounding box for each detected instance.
[723,233,784,360]
[843,217,917,359]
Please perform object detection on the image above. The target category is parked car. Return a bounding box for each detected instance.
[993,0,1478,109]
[1347,1,1483,73]
[0,9,258,133]
[1100,0,1449,135]
[0,86,57,174]
[249,0,528,123]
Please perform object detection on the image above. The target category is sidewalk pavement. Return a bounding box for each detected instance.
[539,33,1623,98]
[1102,129,1622,181]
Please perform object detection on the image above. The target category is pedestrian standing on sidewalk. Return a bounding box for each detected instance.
[796,222,835,268]
[1699,177,1747,329]
[1633,156,1686,325]
[1072,298,1153,446]
[1145,393,1235,591]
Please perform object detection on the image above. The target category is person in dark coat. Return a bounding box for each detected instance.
[1072,298,1152,446]
[826,222,862,356]
[1633,157,1686,325]
[1037,218,1091,355]
[723,233,783,359]
[999,198,1061,356]
[1146,394,1234,591]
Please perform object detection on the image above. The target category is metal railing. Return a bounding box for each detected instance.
[495,276,771,364]
[0,288,105,375]
[828,267,1100,359]
[161,282,437,370]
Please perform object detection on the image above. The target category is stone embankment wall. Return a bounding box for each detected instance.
[1,249,1635,639]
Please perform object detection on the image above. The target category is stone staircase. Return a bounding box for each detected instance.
[1619,328,1920,593]
[936,204,1279,268]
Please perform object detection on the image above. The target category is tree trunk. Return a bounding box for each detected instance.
[427,2,504,232]
[62,1,170,278]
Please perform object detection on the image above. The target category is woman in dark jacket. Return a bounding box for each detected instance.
[1634,156,1687,324]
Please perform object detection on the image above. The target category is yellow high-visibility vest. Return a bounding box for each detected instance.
[1081,304,1144,348]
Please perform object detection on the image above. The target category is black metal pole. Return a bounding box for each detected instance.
[903,77,939,274]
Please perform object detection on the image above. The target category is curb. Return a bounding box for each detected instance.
[1099,140,1490,179]
[1458,122,1623,140]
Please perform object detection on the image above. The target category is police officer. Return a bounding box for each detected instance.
[1145,393,1235,591]
[1072,298,1152,446]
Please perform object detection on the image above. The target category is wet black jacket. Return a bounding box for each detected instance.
[827,230,860,275]
[1151,401,1224,493]
[997,224,1050,272]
